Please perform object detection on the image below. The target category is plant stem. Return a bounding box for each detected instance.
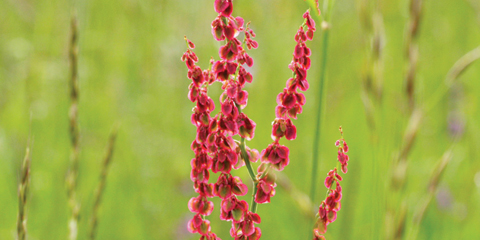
[309,23,330,211]
[236,104,259,213]
[240,137,259,213]
[240,137,256,181]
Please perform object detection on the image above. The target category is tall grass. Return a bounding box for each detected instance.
[17,140,31,240]
[66,12,80,240]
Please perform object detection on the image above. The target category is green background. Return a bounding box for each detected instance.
[1,0,480,239]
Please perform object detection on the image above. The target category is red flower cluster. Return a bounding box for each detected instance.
[183,0,262,238]
[313,128,350,240]
[183,1,316,239]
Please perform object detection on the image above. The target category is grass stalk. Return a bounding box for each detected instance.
[66,12,80,240]
[17,141,31,240]
[89,125,119,240]
[405,0,424,110]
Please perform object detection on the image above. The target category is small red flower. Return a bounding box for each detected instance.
[220,196,248,222]
[188,195,214,216]
[188,214,211,236]
[214,173,248,199]
[230,211,261,239]
[254,172,276,204]
[260,143,290,171]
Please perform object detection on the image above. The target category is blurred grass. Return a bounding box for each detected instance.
[1,0,480,239]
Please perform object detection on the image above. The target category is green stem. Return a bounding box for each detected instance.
[236,104,259,213]
[308,11,332,239]
[309,26,330,209]
[240,137,257,181]
[240,135,259,213]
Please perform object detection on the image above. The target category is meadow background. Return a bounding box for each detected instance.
[1,0,480,239]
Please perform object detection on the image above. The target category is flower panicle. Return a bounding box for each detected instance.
[183,0,262,238]
[313,128,350,240]
[184,1,317,239]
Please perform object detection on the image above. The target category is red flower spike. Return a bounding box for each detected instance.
[186,2,316,239]
[313,129,350,238]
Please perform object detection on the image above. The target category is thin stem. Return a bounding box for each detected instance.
[240,136,259,213]
[239,137,257,181]
[309,2,333,238]
[309,23,330,210]
[236,105,259,213]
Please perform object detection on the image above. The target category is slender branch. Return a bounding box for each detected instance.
[89,125,119,240]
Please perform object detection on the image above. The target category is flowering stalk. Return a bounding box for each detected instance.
[255,9,316,207]
[182,1,315,239]
[312,127,350,240]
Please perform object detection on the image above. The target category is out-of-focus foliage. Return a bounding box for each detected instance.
[1,0,479,239]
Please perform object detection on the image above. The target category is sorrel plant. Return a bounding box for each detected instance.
[182,0,318,239]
